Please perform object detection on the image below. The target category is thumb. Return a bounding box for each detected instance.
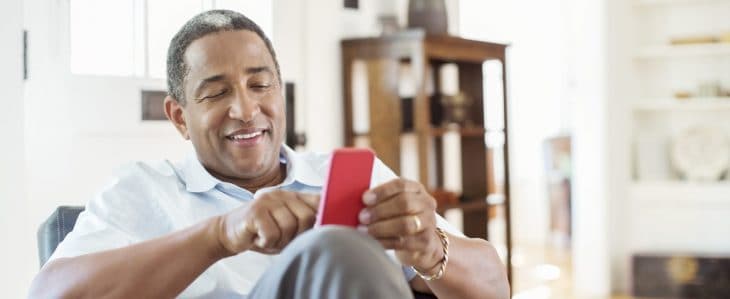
[234,218,259,251]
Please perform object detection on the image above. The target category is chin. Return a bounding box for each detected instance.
[232,158,273,177]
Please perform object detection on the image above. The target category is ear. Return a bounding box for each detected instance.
[164,96,190,140]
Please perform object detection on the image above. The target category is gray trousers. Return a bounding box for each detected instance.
[247,226,415,299]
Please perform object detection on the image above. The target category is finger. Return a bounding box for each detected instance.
[377,232,430,252]
[282,196,317,235]
[361,193,431,224]
[269,206,298,249]
[366,213,428,238]
[376,236,404,250]
[296,193,320,211]
[363,179,421,206]
[225,215,257,253]
[253,211,281,249]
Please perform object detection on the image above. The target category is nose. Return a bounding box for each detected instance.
[228,88,260,123]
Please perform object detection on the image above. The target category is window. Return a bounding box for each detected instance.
[69,0,272,78]
[70,0,136,76]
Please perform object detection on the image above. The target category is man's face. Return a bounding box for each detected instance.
[167,30,285,182]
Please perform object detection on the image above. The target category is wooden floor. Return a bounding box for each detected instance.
[509,243,632,299]
[472,209,633,299]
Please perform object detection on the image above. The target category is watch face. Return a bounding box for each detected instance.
[671,125,730,181]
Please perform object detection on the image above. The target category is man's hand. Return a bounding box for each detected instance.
[358,179,444,274]
[217,190,320,255]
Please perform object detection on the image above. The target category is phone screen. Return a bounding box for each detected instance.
[315,148,374,227]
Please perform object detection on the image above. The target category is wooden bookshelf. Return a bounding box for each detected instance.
[341,29,513,281]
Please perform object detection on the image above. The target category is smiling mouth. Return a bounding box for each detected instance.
[227,131,264,140]
[225,129,269,146]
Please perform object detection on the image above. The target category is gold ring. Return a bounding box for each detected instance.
[413,215,422,232]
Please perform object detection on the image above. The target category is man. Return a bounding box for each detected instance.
[29,10,508,299]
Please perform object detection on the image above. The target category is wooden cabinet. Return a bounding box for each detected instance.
[341,30,512,280]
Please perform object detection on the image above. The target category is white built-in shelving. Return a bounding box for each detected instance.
[632,97,730,111]
[630,180,730,203]
[631,0,730,189]
[635,0,730,6]
[636,43,730,59]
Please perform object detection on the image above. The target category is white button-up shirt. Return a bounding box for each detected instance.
[48,145,460,298]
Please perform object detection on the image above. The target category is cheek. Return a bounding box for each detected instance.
[264,97,286,128]
[274,102,286,126]
[190,108,228,141]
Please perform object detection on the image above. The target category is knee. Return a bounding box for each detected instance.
[294,226,376,254]
[286,226,386,266]
[272,227,412,297]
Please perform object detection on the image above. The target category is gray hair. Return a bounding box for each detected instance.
[166,9,281,104]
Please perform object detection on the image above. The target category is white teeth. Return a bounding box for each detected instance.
[230,131,262,140]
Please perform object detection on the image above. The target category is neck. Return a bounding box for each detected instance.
[243,163,286,193]
[210,163,286,193]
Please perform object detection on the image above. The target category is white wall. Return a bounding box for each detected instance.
[0,0,30,297]
[23,1,192,200]
[604,0,635,293]
[563,0,612,296]
[21,0,191,293]
[272,0,306,133]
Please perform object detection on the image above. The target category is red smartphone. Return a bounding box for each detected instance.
[315,148,375,227]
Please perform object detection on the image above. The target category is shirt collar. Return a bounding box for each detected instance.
[280,144,325,187]
[179,144,324,193]
[179,152,219,193]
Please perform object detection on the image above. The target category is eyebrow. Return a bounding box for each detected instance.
[194,66,274,94]
[194,74,226,95]
[245,66,273,76]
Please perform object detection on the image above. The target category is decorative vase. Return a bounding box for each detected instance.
[407,0,448,35]
[440,91,472,125]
